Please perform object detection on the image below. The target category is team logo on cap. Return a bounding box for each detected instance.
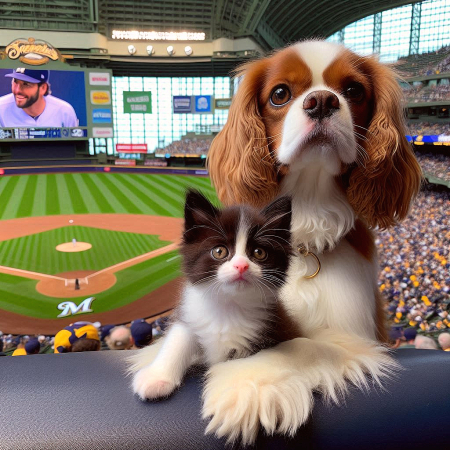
[5,37,68,65]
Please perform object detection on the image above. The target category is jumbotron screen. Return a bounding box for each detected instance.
[0,66,113,142]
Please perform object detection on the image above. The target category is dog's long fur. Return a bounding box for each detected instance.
[130,40,422,445]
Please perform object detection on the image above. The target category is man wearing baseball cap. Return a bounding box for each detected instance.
[0,68,78,127]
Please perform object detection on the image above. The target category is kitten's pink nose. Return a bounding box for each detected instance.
[233,257,249,274]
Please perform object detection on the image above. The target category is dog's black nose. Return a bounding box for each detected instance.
[303,90,340,120]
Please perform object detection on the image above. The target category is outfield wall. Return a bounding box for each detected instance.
[0,165,209,177]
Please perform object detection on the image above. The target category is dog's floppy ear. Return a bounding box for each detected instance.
[207,59,280,207]
[347,57,423,229]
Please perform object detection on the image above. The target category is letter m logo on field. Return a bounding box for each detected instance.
[57,297,95,318]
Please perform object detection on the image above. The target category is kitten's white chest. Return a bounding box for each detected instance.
[181,283,273,365]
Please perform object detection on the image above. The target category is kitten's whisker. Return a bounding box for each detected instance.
[255,214,291,239]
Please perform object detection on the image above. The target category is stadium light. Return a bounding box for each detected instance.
[167,45,175,56]
[128,45,136,55]
[184,46,193,56]
[146,45,155,55]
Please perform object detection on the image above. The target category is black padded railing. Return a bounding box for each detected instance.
[0,349,449,450]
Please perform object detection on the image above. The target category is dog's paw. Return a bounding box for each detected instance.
[202,357,313,445]
[132,366,178,400]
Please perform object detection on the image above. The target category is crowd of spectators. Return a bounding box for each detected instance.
[404,83,450,102]
[156,138,213,156]
[0,316,170,357]
[407,122,450,136]
[397,45,450,77]
[377,188,450,340]
[415,152,450,182]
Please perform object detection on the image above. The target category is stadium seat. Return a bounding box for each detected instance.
[0,349,449,449]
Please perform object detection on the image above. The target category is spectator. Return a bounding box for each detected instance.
[438,332,450,351]
[399,327,418,348]
[54,323,100,353]
[130,319,153,349]
[414,335,438,349]
[107,326,133,350]
[11,336,27,356]
[71,338,101,352]
[0,338,6,357]
[24,338,41,355]
[388,328,402,349]
[100,324,116,350]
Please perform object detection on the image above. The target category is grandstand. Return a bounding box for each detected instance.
[0,1,449,448]
[0,0,447,339]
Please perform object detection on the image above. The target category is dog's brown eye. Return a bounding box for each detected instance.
[343,82,365,102]
[253,248,267,261]
[270,85,292,106]
[211,246,229,260]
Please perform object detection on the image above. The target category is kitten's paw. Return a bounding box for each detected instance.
[202,359,313,445]
[132,367,178,400]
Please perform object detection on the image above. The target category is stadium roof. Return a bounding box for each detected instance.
[211,0,420,50]
[0,0,422,77]
[0,0,420,50]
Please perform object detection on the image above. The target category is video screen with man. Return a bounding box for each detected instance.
[0,68,87,131]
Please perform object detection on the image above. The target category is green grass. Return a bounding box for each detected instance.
[0,226,170,275]
[0,173,218,220]
[0,250,182,319]
[0,173,216,320]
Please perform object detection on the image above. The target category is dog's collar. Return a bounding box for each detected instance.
[296,244,323,279]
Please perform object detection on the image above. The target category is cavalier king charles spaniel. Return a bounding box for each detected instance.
[202,40,422,443]
[130,40,422,445]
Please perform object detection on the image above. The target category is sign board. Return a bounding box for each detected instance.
[193,95,213,114]
[173,96,192,113]
[123,91,152,113]
[214,98,232,109]
[116,144,148,153]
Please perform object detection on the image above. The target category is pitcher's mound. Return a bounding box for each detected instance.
[56,242,92,252]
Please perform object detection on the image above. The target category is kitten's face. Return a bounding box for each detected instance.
[181,191,292,295]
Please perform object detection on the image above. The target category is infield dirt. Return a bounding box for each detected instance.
[0,214,184,334]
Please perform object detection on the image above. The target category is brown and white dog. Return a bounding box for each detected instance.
[201,40,422,443]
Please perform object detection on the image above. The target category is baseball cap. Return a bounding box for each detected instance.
[25,338,41,354]
[403,327,418,341]
[131,319,153,349]
[5,68,49,84]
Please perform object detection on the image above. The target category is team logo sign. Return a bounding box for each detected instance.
[57,297,96,318]
[5,37,67,65]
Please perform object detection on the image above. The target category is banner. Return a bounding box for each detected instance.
[173,96,192,113]
[408,134,450,146]
[123,92,152,113]
[116,144,148,153]
[214,98,232,110]
[115,159,136,166]
[193,95,213,114]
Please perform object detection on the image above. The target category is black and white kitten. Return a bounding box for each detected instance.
[131,190,299,400]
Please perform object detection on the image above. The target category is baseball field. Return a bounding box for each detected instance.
[0,171,218,334]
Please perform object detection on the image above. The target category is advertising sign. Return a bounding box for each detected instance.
[123,92,152,113]
[173,96,192,113]
[116,143,148,153]
[214,98,232,109]
[89,72,111,86]
[93,127,113,138]
[90,91,111,105]
[193,95,213,113]
[92,109,112,123]
[115,159,136,166]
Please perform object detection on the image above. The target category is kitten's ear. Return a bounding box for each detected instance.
[261,196,292,232]
[184,189,219,230]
